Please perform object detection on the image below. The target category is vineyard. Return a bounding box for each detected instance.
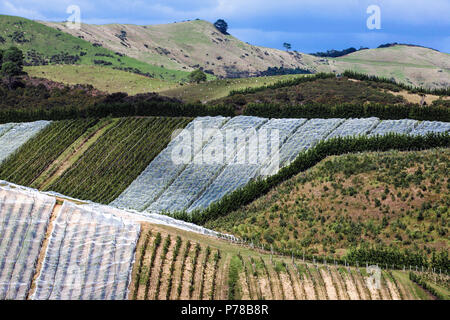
[0,176,448,300]
[128,221,448,300]
[0,119,99,187]
[113,116,450,214]
[44,117,192,203]
[0,121,50,164]
[0,187,55,300]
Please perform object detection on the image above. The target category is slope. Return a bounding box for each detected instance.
[0,15,190,84]
[205,148,450,264]
[41,19,323,78]
[325,45,450,89]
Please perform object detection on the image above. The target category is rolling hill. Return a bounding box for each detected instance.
[41,19,450,89]
[324,45,450,89]
[0,15,191,84]
[41,19,323,78]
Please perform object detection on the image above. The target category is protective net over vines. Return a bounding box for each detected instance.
[188,118,306,212]
[111,116,230,211]
[111,116,450,214]
[0,121,51,164]
[32,201,140,300]
[147,116,267,212]
[0,186,55,300]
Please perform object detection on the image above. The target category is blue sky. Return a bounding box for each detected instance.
[1,0,449,53]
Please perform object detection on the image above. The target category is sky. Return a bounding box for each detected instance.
[1,0,449,53]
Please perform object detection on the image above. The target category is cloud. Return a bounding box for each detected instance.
[0,0,448,52]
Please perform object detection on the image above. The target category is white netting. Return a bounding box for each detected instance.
[410,121,450,136]
[32,201,140,300]
[111,116,449,214]
[146,116,267,212]
[110,116,229,211]
[0,121,51,164]
[188,118,306,211]
[327,117,380,139]
[0,123,15,138]
[369,119,418,136]
[262,118,345,176]
[0,186,55,300]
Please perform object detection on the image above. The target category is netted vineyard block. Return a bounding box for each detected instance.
[110,116,230,211]
[147,116,267,212]
[0,186,55,300]
[369,119,417,136]
[0,121,51,164]
[410,121,450,136]
[32,201,140,300]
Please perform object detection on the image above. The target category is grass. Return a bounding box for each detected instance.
[0,15,190,84]
[25,65,179,94]
[161,74,305,103]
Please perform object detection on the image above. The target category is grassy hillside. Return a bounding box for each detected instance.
[161,74,306,103]
[41,18,450,88]
[25,65,178,94]
[41,19,323,78]
[0,15,190,85]
[129,221,447,300]
[205,148,450,262]
[325,45,450,89]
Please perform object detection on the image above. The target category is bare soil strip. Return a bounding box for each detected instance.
[245,257,262,300]
[342,271,360,300]
[353,270,371,300]
[28,201,62,299]
[320,268,338,300]
[287,264,304,300]
[279,271,296,300]
[127,228,151,299]
[331,268,349,300]
[201,251,216,300]
[384,274,401,300]
[191,248,206,299]
[157,239,176,300]
[179,244,195,300]
[37,119,115,190]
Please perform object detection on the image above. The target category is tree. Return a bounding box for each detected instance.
[1,47,25,88]
[0,49,4,69]
[3,46,24,69]
[283,43,292,51]
[188,69,207,83]
[214,19,229,35]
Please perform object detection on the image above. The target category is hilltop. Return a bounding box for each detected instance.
[324,45,450,89]
[41,18,450,88]
[41,19,323,78]
[0,15,191,84]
